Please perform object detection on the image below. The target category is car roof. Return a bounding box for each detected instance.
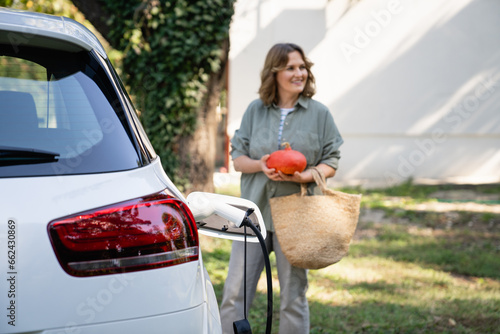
[0,7,107,58]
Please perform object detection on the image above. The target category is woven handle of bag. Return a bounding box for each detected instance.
[300,167,335,196]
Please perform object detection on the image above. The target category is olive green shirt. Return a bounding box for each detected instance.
[231,96,344,232]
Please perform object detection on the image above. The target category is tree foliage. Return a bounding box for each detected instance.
[101,0,234,189]
[0,0,81,18]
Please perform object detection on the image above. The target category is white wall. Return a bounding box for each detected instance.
[228,0,500,187]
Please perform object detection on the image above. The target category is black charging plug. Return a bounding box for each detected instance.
[233,318,252,334]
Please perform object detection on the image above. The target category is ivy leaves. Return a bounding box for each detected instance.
[103,0,235,186]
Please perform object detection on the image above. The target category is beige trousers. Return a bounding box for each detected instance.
[219,232,309,334]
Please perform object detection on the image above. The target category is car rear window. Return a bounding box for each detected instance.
[0,45,141,177]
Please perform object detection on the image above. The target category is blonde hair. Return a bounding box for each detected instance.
[258,43,316,106]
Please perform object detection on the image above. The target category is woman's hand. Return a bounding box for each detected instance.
[233,154,283,181]
[278,164,337,183]
[260,155,283,181]
[278,169,312,183]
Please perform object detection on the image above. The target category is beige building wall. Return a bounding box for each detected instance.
[227,0,500,187]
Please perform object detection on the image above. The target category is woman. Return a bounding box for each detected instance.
[220,43,343,334]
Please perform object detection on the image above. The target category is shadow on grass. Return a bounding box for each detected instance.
[199,227,499,333]
[202,246,499,334]
[208,282,499,334]
[307,297,500,334]
[349,236,500,279]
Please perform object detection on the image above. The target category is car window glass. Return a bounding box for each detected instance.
[0,47,141,177]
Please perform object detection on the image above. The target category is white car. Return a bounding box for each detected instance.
[0,8,265,334]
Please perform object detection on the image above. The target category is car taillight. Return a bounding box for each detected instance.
[48,192,199,277]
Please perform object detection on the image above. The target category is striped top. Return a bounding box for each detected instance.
[278,107,294,149]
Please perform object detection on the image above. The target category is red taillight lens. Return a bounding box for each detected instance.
[48,192,199,277]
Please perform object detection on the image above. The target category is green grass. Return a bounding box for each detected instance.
[341,179,500,200]
[203,182,500,333]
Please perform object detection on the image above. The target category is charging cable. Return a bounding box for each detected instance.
[233,208,273,334]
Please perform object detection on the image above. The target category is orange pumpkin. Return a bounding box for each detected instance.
[267,142,307,175]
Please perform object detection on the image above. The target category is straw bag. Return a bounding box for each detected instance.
[270,167,361,269]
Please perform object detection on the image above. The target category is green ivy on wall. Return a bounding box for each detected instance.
[103,0,235,187]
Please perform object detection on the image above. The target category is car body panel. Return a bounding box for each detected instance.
[38,303,207,334]
[0,7,106,57]
[0,159,214,333]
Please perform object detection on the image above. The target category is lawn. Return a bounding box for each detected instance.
[202,181,500,333]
